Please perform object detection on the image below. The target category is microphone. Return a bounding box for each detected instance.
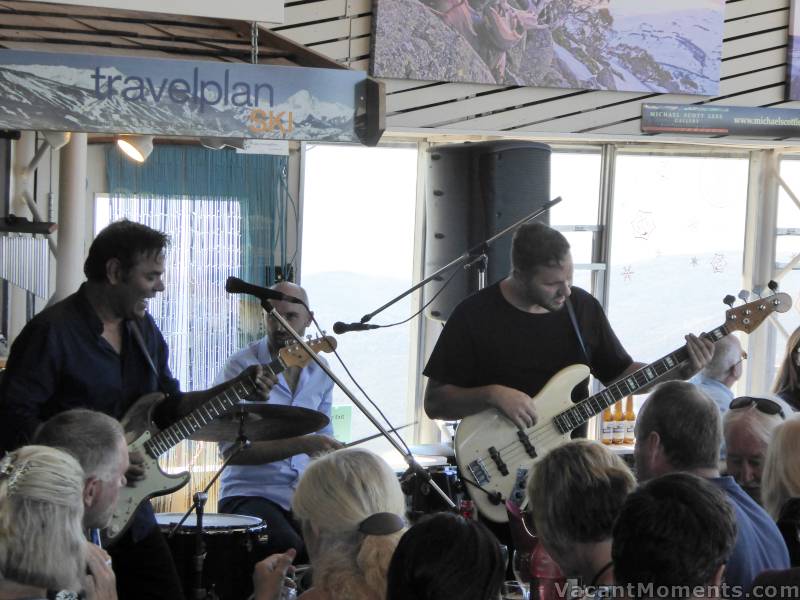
[332,321,381,334]
[225,277,304,305]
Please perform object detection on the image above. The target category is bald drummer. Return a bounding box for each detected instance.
[215,281,342,559]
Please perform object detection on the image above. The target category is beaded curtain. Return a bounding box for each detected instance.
[105,144,288,512]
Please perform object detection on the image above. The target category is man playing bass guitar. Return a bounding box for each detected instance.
[423,223,713,457]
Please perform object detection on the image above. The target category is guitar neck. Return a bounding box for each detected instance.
[144,356,285,457]
[552,326,729,435]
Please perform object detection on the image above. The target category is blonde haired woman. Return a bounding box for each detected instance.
[773,326,800,411]
[0,445,115,599]
[287,448,406,600]
[762,416,800,566]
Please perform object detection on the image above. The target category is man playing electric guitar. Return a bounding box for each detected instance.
[423,223,713,498]
[0,220,277,600]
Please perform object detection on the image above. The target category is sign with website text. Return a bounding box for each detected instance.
[26,0,283,24]
[0,50,379,144]
[642,103,800,137]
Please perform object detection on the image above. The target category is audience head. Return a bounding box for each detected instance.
[34,409,128,529]
[761,415,800,520]
[723,396,785,503]
[612,472,737,593]
[773,326,800,399]
[386,512,504,600]
[704,335,745,388]
[292,448,406,600]
[634,381,721,481]
[0,445,86,591]
[84,219,169,283]
[527,440,635,578]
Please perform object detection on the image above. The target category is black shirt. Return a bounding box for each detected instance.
[423,284,632,402]
[0,284,181,451]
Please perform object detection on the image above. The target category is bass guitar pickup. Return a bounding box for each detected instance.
[488,446,509,476]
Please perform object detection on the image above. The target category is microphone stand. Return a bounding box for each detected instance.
[358,197,561,324]
[261,299,456,509]
[168,413,252,600]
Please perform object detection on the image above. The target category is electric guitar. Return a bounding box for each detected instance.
[105,335,337,545]
[454,293,791,522]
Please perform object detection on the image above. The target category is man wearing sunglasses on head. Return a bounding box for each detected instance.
[724,396,789,506]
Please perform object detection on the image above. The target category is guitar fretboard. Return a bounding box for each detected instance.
[144,356,283,457]
[552,326,728,435]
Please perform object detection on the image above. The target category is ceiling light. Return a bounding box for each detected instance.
[117,135,154,163]
[42,131,71,150]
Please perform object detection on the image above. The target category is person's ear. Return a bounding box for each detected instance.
[105,258,123,285]
[84,477,100,509]
[306,310,314,329]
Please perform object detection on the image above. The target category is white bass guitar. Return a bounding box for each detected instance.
[454,293,791,522]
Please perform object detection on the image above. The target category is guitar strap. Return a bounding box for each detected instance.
[565,297,592,365]
[128,319,165,391]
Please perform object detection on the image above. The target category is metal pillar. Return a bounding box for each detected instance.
[741,149,780,395]
[54,133,88,304]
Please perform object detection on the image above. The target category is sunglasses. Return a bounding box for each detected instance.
[729,396,785,419]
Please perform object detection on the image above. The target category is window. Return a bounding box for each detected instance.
[608,154,749,397]
[300,144,418,466]
[774,158,800,383]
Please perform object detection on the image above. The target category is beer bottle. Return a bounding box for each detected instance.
[612,400,625,445]
[601,405,614,445]
[624,395,636,445]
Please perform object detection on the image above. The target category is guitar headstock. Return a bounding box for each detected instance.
[279,335,337,368]
[725,293,792,334]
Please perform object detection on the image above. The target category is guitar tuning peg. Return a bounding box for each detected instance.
[723,295,736,308]
[768,280,779,293]
[738,289,751,302]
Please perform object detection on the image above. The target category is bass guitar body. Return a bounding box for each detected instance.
[455,364,588,523]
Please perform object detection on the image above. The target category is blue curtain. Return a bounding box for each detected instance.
[106,144,287,287]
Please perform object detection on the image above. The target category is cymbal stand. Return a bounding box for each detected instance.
[169,412,252,599]
[262,300,456,509]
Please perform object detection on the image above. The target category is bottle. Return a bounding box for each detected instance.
[601,405,614,445]
[624,395,636,445]
[530,538,566,600]
[612,400,625,445]
[459,499,476,520]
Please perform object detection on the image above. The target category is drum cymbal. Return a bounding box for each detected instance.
[408,443,455,458]
[190,403,329,443]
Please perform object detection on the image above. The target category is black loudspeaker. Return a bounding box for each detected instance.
[424,141,551,321]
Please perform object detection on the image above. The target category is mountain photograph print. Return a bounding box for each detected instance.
[790,0,800,100]
[371,0,725,95]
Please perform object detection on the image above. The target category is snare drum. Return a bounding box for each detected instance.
[156,513,268,600]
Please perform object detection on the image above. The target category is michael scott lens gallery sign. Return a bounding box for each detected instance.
[0,50,367,143]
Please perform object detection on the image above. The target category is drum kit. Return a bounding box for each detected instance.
[160,401,327,600]
[159,406,464,599]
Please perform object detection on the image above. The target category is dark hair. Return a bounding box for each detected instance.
[511,222,570,275]
[83,219,169,282]
[612,472,736,590]
[386,512,504,600]
[636,381,721,470]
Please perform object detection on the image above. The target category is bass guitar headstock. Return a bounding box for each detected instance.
[724,288,791,334]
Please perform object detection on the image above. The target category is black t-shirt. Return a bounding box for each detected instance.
[423,283,632,402]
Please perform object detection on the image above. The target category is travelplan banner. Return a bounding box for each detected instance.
[0,50,372,143]
[641,103,800,137]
